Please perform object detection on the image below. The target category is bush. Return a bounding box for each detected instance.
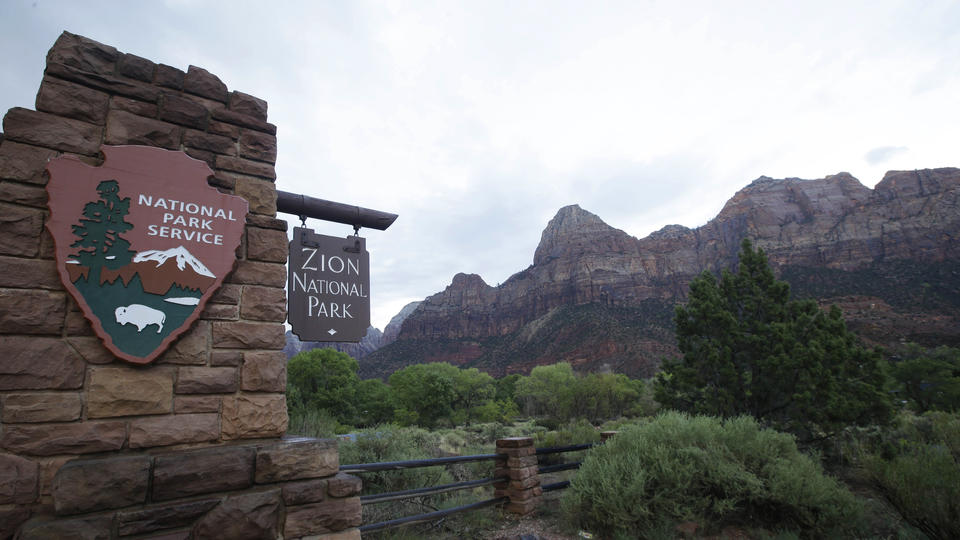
[562,412,860,538]
[858,411,960,540]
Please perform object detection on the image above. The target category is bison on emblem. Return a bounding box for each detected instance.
[115,304,166,333]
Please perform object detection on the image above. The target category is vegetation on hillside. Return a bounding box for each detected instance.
[287,237,960,539]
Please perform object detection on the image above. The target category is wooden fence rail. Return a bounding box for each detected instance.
[344,440,598,535]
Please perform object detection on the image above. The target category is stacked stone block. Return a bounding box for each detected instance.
[494,437,543,515]
[17,439,361,539]
[0,32,357,539]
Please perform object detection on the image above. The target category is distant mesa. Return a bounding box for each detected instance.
[359,167,960,380]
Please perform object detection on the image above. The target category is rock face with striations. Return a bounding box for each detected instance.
[360,168,960,379]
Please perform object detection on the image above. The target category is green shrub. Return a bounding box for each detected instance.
[858,411,960,540]
[562,412,860,538]
[287,407,349,438]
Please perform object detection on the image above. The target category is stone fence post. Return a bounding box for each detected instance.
[494,437,542,515]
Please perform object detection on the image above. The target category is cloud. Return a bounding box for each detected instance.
[864,146,909,165]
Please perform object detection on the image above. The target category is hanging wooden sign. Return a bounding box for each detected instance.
[288,227,370,342]
[45,145,248,364]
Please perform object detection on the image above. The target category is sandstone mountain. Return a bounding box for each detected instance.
[358,168,960,379]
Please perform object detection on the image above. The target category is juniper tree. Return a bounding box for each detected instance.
[655,239,892,439]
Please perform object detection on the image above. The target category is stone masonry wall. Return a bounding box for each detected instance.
[0,32,358,539]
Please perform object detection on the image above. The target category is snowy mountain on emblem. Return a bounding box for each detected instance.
[134,246,216,278]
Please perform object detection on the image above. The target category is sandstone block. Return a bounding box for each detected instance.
[0,336,84,390]
[211,283,242,304]
[44,61,161,103]
[227,260,286,288]
[209,119,241,139]
[255,439,337,483]
[17,514,112,540]
[239,130,277,163]
[210,350,244,366]
[176,366,237,394]
[281,478,327,505]
[283,497,361,538]
[505,499,539,515]
[0,181,48,209]
[0,255,59,289]
[509,486,540,501]
[36,76,109,124]
[2,392,82,423]
[191,489,281,540]
[160,95,209,130]
[241,351,287,392]
[2,108,101,155]
[246,226,288,263]
[496,437,534,448]
[117,498,219,536]
[498,446,536,458]
[64,308,94,336]
[0,289,65,334]
[152,446,254,500]
[156,64,185,89]
[183,129,234,155]
[46,31,118,75]
[235,176,278,215]
[211,108,277,136]
[129,413,220,448]
[0,453,38,504]
[184,65,228,102]
[105,109,180,149]
[509,476,541,490]
[229,91,268,121]
[157,319,208,365]
[0,203,44,256]
[66,336,114,364]
[240,286,286,323]
[174,395,221,414]
[0,140,58,184]
[504,466,537,481]
[246,213,288,231]
[1,421,125,456]
[221,394,288,440]
[87,366,174,417]
[37,456,72,496]
[506,455,538,468]
[118,52,156,82]
[111,95,158,117]
[184,146,216,168]
[201,302,239,320]
[308,530,362,540]
[52,455,150,515]
[215,155,276,179]
[327,473,362,498]
[213,321,286,349]
[0,504,32,538]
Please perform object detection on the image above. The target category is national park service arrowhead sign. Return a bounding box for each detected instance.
[46,145,248,364]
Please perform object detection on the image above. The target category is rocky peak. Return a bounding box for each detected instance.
[534,204,635,265]
[381,301,422,346]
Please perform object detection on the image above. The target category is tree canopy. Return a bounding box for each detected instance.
[655,239,892,439]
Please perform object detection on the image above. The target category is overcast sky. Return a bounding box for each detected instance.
[2,0,958,329]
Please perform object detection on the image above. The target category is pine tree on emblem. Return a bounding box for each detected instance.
[70,179,135,276]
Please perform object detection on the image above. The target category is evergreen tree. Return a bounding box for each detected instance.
[655,239,892,439]
[70,179,135,272]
